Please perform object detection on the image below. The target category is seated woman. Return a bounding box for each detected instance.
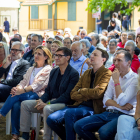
[51,40,63,68]
[0,45,52,140]
[105,39,117,68]
[117,32,127,48]
[115,69,140,140]
[80,39,91,58]
[0,42,9,67]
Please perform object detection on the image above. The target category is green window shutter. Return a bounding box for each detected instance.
[31,6,38,19]
[68,2,76,21]
[48,5,52,19]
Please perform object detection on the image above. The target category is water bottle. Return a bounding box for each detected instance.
[31,127,36,140]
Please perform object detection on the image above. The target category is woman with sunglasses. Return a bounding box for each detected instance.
[0,46,52,140]
[107,18,121,38]
[45,37,55,51]
[0,42,9,67]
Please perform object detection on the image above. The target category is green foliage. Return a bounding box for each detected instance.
[86,0,140,15]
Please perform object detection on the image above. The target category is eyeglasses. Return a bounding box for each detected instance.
[54,54,66,58]
[27,38,31,40]
[0,46,4,48]
[10,49,22,53]
[46,41,52,44]
[80,33,85,35]
[64,42,70,44]
[137,36,140,38]
[109,44,116,46]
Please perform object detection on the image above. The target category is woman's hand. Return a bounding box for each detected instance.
[10,88,24,97]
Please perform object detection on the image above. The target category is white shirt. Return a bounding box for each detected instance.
[6,59,21,80]
[103,69,138,115]
[105,52,114,68]
[29,67,43,85]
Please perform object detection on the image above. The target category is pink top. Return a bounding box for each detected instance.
[136,27,140,36]
[18,65,52,97]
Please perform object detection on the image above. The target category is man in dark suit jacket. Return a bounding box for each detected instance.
[0,42,30,102]
[20,47,79,140]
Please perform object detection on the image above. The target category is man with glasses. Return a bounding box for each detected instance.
[70,41,88,75]
[63,37,72,49]
[23,34,43,66]
[20,47,79,140]
[0,42,30,102]
[80,29,87,39]
[45,37,55,51]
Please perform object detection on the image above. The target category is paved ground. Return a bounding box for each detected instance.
[0,116,43,140]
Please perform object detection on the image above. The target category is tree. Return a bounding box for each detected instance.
[86,0,140,15]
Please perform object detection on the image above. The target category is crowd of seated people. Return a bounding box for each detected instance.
[0,26,140,140]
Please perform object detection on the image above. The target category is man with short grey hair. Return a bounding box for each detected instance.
[124,40,140,72]
[0,41,30,102]
[23,34,43,66]
[70,41,88,75]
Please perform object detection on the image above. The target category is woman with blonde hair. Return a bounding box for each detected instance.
[0,45,52,140]
[51,40,63,67]
[0,42,9,67]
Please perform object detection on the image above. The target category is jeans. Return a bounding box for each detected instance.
[74,111,122,140]
[0,84,12,102]
[0,91,39,135]
[127,20,131,31]
[47,105,94,140]
[97,26,102,34]
[115,115,140,140]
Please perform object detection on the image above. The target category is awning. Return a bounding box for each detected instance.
[21,0,56,6]
[0,0,20,8]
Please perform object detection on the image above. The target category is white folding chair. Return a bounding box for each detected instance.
[0,102,11,135]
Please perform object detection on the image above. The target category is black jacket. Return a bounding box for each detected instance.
[0,58,30,87]
[40,64,79,105]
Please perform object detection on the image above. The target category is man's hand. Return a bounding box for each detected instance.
[34,99,47,110]
[120,103,133,111]
[3,55,12,68]
[112,68,120,84]
[134,113,140,131]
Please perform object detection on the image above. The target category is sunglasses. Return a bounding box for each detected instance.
[81,33,85,35]
[46,41,52,44]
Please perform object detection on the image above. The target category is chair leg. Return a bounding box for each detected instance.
[35,113,41,140]
[6,110,11,135]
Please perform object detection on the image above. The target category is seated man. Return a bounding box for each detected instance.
[74,50,138,140]
[47,48,112,140]
[0,42,30,102]
[63,37,72,49]
[70,41,88,75]
[109,45,139,73]
[20,47,79,140]
[23,34,43,66]
[115,91,140,140]
[14,34,22,42]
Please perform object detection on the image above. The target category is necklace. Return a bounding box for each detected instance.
[33,68,36,77]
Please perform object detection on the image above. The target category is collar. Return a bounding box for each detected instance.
[123,69,133,79]
[12,58,21,64]
[71,54,85,62]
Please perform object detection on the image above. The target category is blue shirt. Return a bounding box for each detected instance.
[4,21,10,32]
[88,45,95,53]
[70,54,88,75]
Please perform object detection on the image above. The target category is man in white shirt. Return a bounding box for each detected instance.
[0,42,30,102]
[74,50,138,140]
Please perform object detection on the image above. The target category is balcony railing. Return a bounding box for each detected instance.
[29,19,65,30]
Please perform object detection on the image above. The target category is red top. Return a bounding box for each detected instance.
[117,42,125,48]
[108,54,140,73]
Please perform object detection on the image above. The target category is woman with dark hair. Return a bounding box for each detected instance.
[0,46,52,140]
[9,38,20,50]
[135,33,140,56]
[107,18,121,38]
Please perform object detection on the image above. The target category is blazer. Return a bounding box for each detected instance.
[0,58,30,87]
[70,65,112,114]
[19,65,52,97]
[40,64,79,105]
